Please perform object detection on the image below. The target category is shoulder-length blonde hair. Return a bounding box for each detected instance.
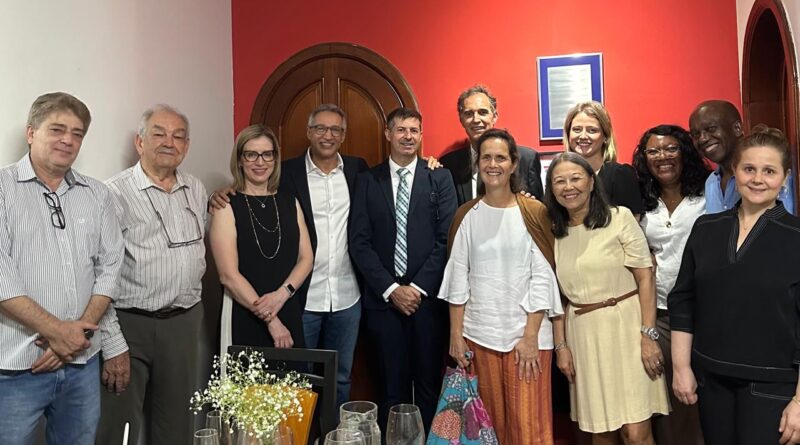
[563,101,617,163]
[230,124,281,192]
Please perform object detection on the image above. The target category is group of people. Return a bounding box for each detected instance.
[3,85,800,445]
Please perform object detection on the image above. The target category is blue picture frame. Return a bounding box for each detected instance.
[537,53,603,140]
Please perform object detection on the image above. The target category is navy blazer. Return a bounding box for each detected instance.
[279,153,369,297]
[348,158,457,310]
[440,142,544,205]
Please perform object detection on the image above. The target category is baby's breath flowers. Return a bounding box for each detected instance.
[190,350,310,438]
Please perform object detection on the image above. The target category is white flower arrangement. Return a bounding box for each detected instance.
[190,349,311,438]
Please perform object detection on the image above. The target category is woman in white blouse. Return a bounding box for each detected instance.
[632,124,710,445]
[438,128,563,445]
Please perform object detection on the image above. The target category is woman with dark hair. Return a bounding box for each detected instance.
[564,101,645,218]
[670,126,800,444]
[440,129,562,444]
[546,152,668,444]
[210,124,313,354]
[632,125,709,445]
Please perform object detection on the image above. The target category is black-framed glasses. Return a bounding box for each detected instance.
[145,187,202,248]
[645,145,681,159]
[43,192,66,230]
[308,124,344,137]
[241,150,275,163]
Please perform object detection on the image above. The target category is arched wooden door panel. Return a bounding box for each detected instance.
[251,43,419,167]
[742,0,799,209]
[250,43,419,403]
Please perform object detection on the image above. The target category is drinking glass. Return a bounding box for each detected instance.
[194,428,221,445]
[338,418,380,445]
[206,410,232,444]
[323,429,366,445]
[385,404,424,445]
[270,424,294,445]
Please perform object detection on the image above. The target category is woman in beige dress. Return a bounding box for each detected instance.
[545,152,669,445]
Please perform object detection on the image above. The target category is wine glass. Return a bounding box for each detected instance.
[385,404,424,445]
[324,429,366,445]
[194,428,221,445]
[339,401,378,422]
[206,410,231,444]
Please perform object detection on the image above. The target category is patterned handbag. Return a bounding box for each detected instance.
[426,365,499,445]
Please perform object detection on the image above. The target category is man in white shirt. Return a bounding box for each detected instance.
[279,104,368,410]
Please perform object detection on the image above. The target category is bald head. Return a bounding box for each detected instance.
[689,100,743,166]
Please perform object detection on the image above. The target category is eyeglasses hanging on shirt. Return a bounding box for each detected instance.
[43,192,66,230]
[145,187,202,248]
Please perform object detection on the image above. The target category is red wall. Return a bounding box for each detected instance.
[232,0,741,164]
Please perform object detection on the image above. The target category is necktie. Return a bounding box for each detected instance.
[394,168,410,277]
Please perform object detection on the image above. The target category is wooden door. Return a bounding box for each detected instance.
[250,42,419,167]
[742,0,799,211]
[250,43,419,403]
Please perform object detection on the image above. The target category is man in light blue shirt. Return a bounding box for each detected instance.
[689,100,794,213]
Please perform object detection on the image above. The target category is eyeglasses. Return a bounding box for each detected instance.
[308,125,344,137]
[43,192,66,230]
[242,150,275,162]
[645,145,681,158]
[145,188,203,248]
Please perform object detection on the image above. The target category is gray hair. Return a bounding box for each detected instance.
[307,104,347,129]
[457,84,498,115]
[138,104,190,138]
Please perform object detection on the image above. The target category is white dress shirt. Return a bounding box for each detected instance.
[438,200,563,351]
[639,196,705,310]
[304,151,360,312]
[470,145,478,198]
[382,156,427,300]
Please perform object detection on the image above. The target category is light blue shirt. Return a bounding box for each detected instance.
[704,167,795,214]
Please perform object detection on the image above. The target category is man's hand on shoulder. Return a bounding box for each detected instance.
[208,186,235,214]
[423,156,443,170]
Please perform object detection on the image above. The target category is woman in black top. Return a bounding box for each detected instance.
[210,124,313,351]
[669,126,800,444]
[563,101,644,217]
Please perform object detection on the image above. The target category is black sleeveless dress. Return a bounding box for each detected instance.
[229,192,305,348]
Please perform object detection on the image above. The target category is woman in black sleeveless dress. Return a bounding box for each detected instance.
[210,124,313,352]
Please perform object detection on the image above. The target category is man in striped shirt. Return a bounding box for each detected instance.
[0,92,124,444]
[96,105,208,445]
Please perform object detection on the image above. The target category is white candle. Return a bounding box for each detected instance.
[122,422,129,445]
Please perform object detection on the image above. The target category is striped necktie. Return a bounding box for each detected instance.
[394,167,410,277]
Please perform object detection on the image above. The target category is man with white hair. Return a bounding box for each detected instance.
[96,105,208,445]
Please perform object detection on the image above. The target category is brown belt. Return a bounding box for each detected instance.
[571,289,638,315]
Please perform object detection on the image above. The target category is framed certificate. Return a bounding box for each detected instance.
[537,53,603,140]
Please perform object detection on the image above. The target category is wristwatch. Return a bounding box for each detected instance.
[641,326,659,341]
[283,283,296,297]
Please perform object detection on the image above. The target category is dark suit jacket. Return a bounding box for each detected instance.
[348,158,457,311]
[440,142,544,205]
[279,153,369,295]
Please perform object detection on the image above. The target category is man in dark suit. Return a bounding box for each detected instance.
[441,84,544,204]
[349,107,457,433]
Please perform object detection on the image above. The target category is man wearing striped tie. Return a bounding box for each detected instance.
[349,107,457,434]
